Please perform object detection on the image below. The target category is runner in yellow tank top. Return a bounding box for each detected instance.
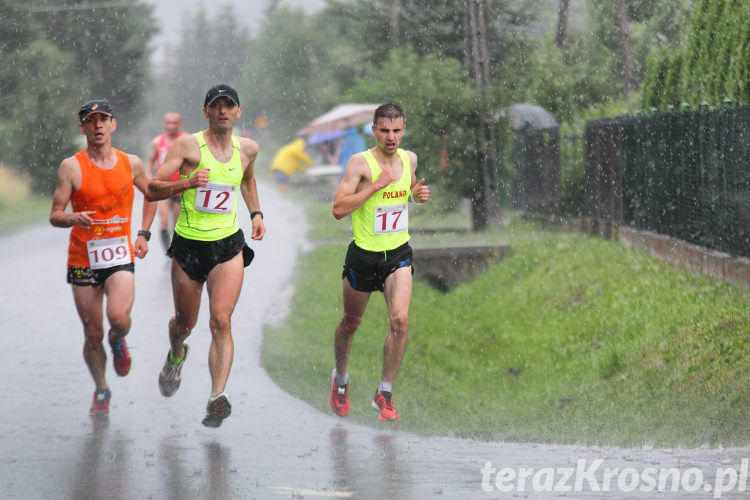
[329,103,430,422]
[147,84,266,428]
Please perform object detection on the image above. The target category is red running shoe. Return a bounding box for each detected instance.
[330,370,350,417]
[372,391,399,421]
[202,392,232,428]
[90,389,111,417]
[109,334,132,376]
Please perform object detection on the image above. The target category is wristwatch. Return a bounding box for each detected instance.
[250,211,264,220]
[137,230,151,241]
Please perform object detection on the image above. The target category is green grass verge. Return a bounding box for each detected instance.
[0,196,50,235]
[262,192,750,447]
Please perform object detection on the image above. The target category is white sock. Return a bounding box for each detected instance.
[378,381,392,394]
[334,369,349,386]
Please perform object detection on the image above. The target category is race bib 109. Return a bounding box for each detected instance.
[88,236,131,270]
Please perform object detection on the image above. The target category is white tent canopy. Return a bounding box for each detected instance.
[298,103,380,135]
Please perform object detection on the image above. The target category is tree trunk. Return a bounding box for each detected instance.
[555,0,570,50]
[614,0,636,97]
[389,0,400,47]
[466,0,501,229]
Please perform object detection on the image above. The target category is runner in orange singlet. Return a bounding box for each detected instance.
[147,112,184,251]
[50,99,156,417]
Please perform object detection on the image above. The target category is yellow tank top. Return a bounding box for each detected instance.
[351,148,411,252]
[174,131,243,241]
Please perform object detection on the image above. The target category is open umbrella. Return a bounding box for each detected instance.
[305,129,346,146]
[298,103,380,135]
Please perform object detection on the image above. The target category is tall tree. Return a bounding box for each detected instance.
[154,5,250,134]
[31,0,156,147]
[345,46,481,207]
[614,0,635,97]
[0,1,89,193]
[321,0,539,79]
[239,6,345,144]
[467,0,501,228]
[642,0,750,108]
[555,0,570,49]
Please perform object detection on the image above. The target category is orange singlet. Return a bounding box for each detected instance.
[67,149,135,268]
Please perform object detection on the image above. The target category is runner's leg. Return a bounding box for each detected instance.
[158,199,171,250]
[72,285,107,390]
[334,278,371,377]
[169,259,202,358]
[381,266,412,383]
[157,199,170,231]
[205,252,244,395]
[103,270,134,341]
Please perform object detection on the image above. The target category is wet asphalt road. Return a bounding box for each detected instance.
[1,182,748,499]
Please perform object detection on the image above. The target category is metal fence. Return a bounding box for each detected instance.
[585,106,750,258]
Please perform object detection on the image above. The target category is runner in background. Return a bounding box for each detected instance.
[269,138,313,196]
[50,99,156,417]
[147,112,185,252]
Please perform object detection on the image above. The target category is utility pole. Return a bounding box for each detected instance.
[466,0,501,229]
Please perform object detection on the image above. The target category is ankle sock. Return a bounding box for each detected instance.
[169,348,184,365]
[378,381,392,394]
[334,369,349,386]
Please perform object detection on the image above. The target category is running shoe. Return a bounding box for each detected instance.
[372,391,399,421]
[109,334,132,376]
[202,392,232,428]
[90,389,111,417]
[158,344,189,397]
[329,370,350,417]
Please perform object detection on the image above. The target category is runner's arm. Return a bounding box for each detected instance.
[147,135,208,201]
[332,154,393,219]
[49,158,95,228]
[240,138,265,241]
[146,136,159,176]
[408,152,429,204]
[130,154,156,258]
[294,150,314,167]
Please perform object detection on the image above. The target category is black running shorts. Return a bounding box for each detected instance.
[342,241,413,293]
[67,263,134,287]
[168,229,254,283]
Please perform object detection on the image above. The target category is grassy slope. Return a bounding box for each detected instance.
[0,196,49,234]
[262,193,749,447]
[0,165,50,235]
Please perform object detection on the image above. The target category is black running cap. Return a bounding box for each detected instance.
[204,84,240,107]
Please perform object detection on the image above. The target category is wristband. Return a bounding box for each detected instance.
[137,230,151,241]
[409,191,416,203]
[250,211,264,220]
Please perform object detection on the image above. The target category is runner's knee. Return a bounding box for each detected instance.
[389,312,409,336]
[171,316,194,337]
[209,312,231,336]
[83,324,104,344]
[339,313,362,334]
[108,311,131,333]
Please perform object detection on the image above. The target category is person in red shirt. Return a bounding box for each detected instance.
[147,112,185,251]
[50,99,156,417]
